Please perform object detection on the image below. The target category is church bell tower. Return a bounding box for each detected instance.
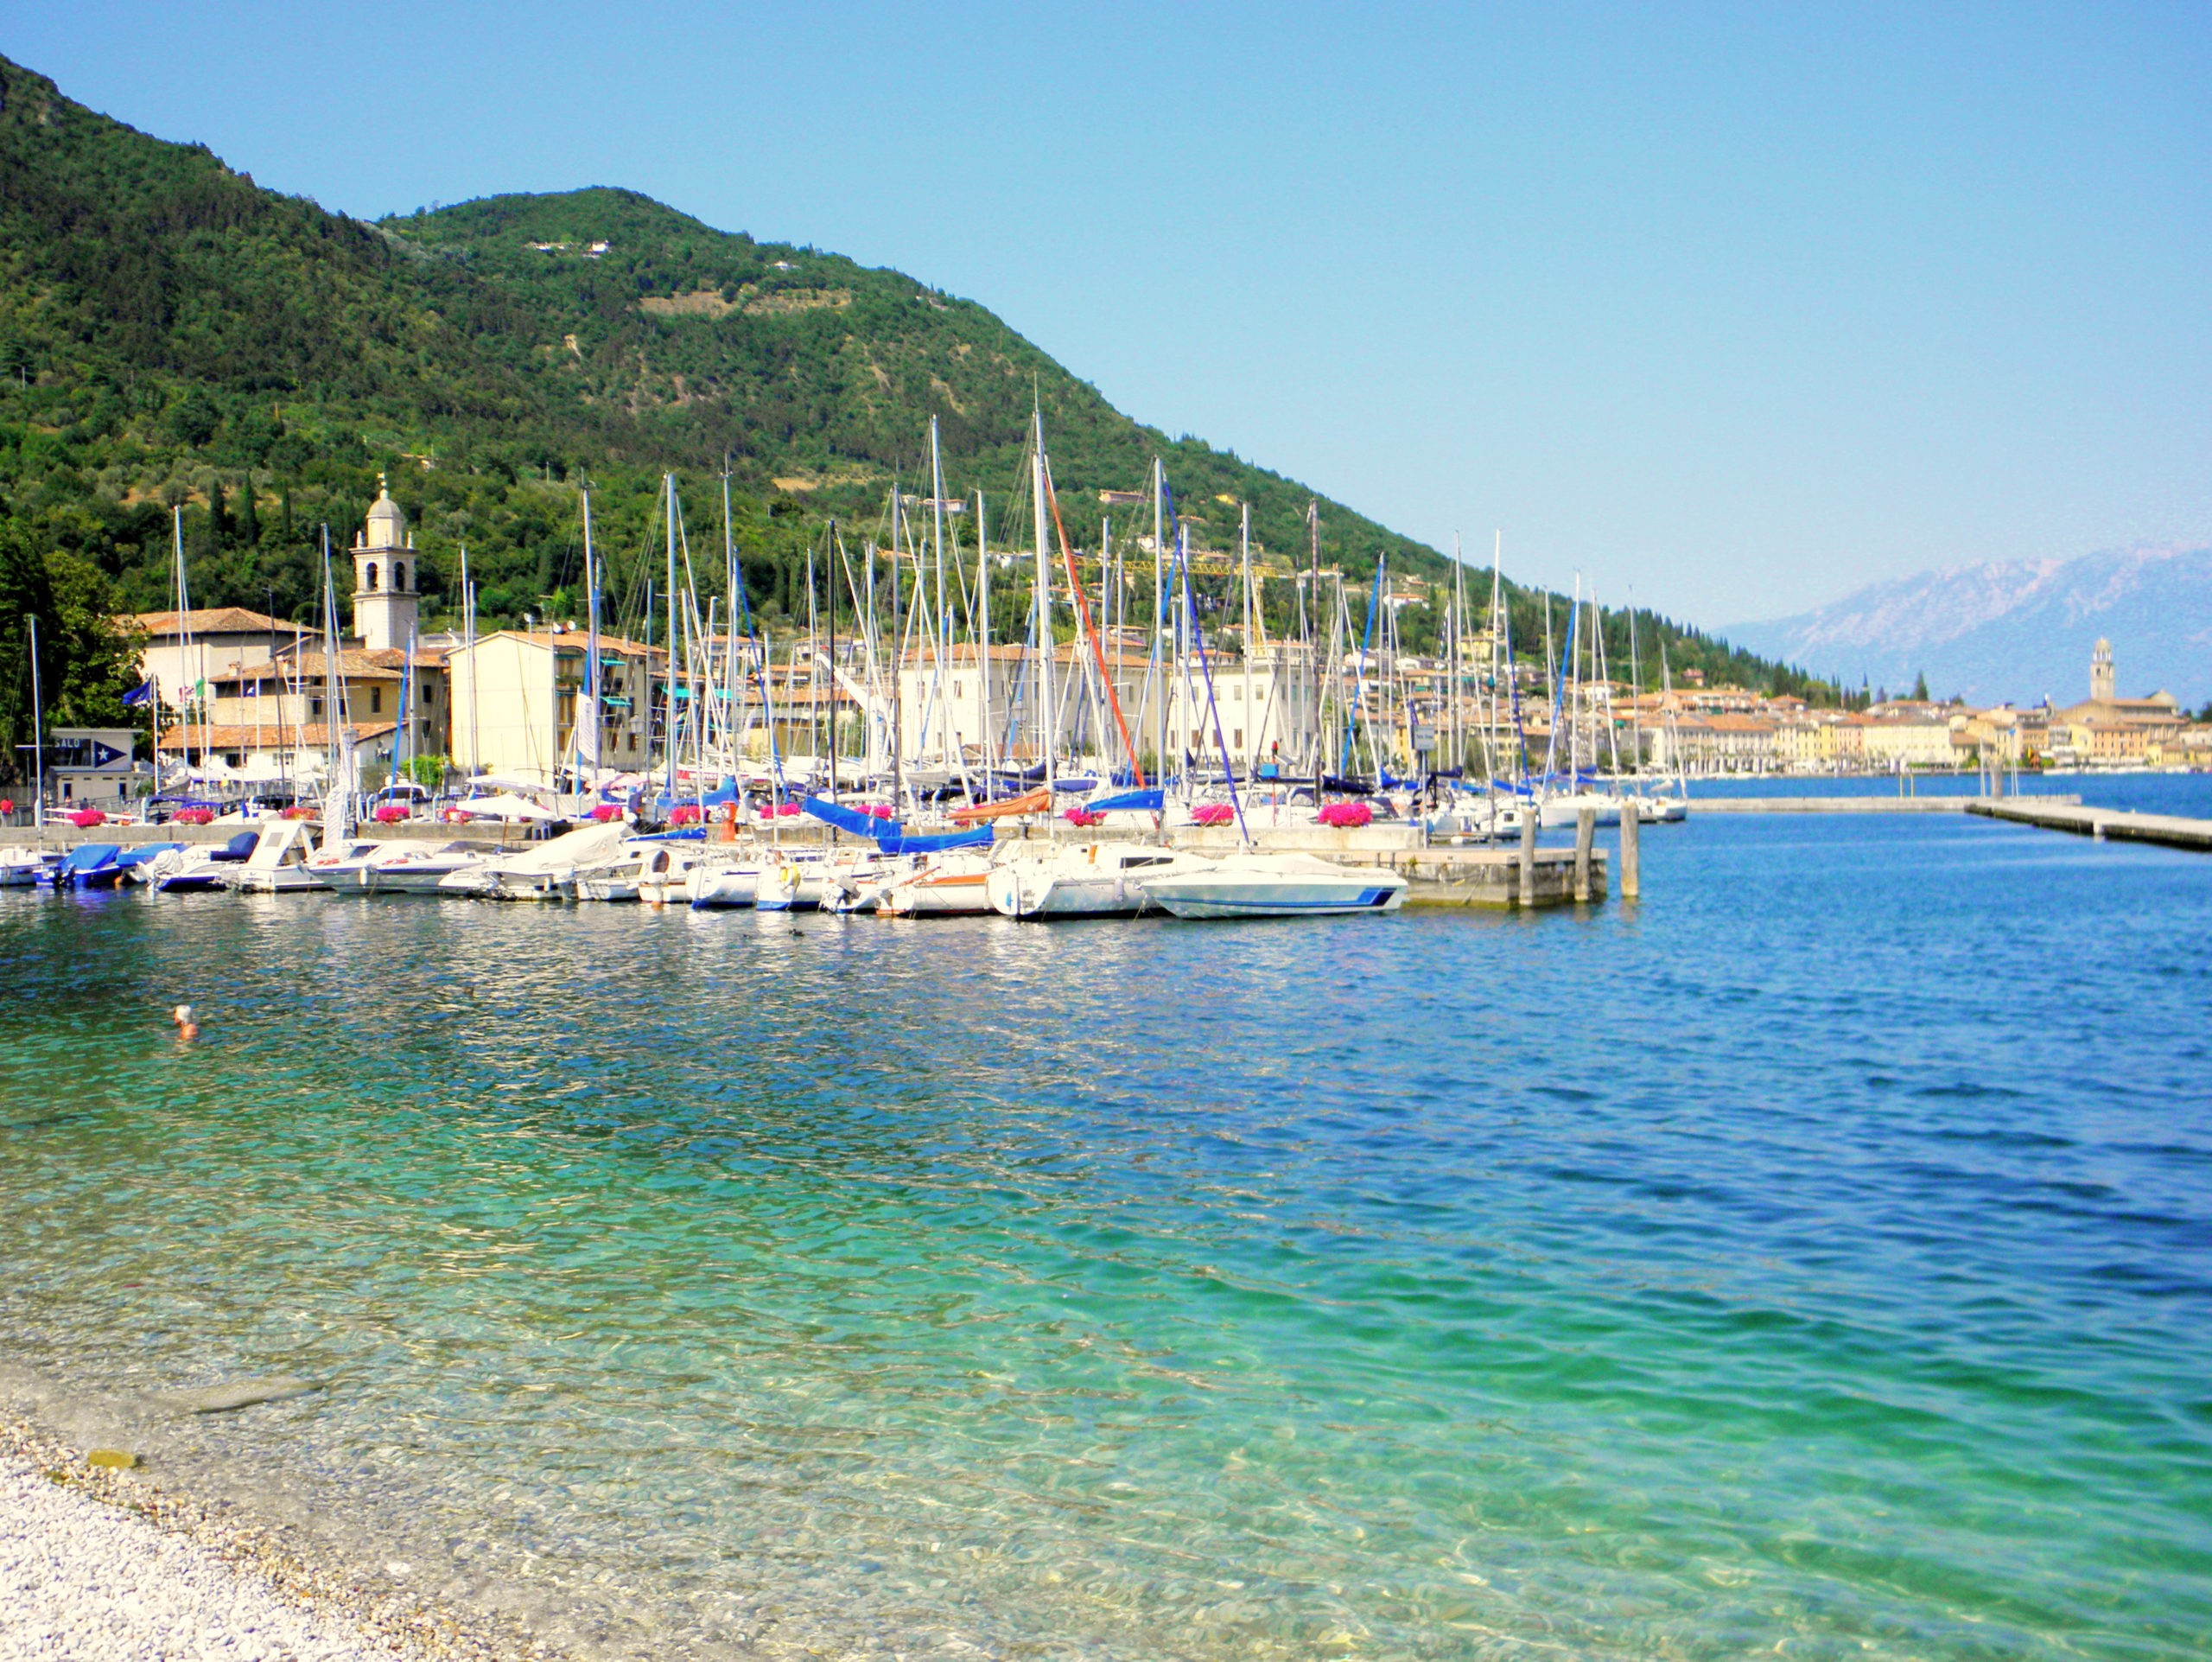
[352,475,418,653]
[2090,637,2114,703]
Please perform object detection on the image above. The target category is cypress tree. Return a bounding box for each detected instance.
[237,478,260,547]
[205,481,227,554]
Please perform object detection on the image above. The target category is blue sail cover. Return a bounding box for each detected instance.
[875,825,995,856]
[1086,787,1164,813]
[801,795,894,837]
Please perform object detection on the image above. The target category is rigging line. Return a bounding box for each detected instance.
[1044,459,1142,786]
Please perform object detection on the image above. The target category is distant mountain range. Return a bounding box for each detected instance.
[1726,545,2212,709]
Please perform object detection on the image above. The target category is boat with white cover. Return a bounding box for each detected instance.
[307,837,386,890]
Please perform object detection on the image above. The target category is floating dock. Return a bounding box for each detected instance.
[1965,799,2212,852]
[1694,793,2082,814]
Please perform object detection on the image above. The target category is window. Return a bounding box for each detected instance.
[371,688,383,714]
[394,563,406,591]
[365,563,378,592]
[424,683,435,704]
[310,697,323,718]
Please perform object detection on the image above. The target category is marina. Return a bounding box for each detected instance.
[3,793,2209,1661]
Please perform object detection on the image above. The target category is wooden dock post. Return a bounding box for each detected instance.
[1620,801,1641,899]
[1517,812,1537,907]
[1573,809,1594,901]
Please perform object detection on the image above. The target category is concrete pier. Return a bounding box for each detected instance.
[1691,793,2083,814]
[1966,799,2212,851]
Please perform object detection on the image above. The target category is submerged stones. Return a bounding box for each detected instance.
[86,1448,138,1469]
[150,1377,318,1415]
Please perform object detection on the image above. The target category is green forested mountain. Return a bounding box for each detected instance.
[0,50,1834,776]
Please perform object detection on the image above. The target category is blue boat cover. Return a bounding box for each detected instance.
[116,843,183,867]
[1086,787,1164,813]
[875,825,994,856]
[60,844,121,874]
[801,795,894,838]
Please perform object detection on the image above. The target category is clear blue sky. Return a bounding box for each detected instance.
[11,3,2210,627]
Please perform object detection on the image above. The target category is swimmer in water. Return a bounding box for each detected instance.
[172,1003,198,1042]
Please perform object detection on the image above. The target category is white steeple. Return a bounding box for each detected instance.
[352,474,418,653]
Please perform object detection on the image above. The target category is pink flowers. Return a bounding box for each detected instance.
[174,807,216,826]
[372,804,410,824]
[1191,803,1235,826]
[283,806,317,820]
[867,804,895,819]
[588,804,623,822]
[67,808,107,828]
[772,801,801,818]
[1317,800,1373,829]
[670,805,704,826]
[1063,808,1104,828]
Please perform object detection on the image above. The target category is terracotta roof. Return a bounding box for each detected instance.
[453,629,666,659]
[159,722,397,748]
[219,650,403,684]
[126,608,294,637]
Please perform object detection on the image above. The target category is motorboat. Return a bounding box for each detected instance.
[150,830,258,892]
[437,822,628,901]
[43,844,126,890]
[118,843,185,885]
[877,847,999,916]
[0,847,48,887]
[307,837,386,890]
[359,840,490,895]
[232,821,323,894]
[986,843,1214,920]
[1136,852,1408,919]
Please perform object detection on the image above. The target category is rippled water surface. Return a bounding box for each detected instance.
[3,804,2209,1659]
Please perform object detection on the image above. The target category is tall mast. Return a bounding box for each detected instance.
[889,481,904,814]
[664,472,678,810]
[461,544,477,779]
[1153,458,1166,793]
[930,417,951,771]
[582,484,600,780]
[976,489,991,782]
[1032,407,1053,790]
[1240,502,1255,777]
[826,521,838,799]
[26,614,42,830]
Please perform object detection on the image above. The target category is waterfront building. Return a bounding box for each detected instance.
[144,486,451,789]
[444,628,665,784]
[2046,639,2186,765]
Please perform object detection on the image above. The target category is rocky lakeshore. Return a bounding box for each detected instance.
[0,1415,546,1662]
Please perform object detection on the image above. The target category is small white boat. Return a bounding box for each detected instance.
[686,858,764,909]
[986,843,1212,920]
[437,823,629,901]
[1137,852,1408,919]
[232,820,323,894]
[359,841,489,895]
[0,847,46,887]
[755,855,831,913]
[633,842,697,906]
[307,838,386,891]
[878,848,999,917]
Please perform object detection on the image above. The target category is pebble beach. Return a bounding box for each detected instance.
[0,1417,530,1662]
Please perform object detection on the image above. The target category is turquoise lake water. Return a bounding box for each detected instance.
[3,793,2209,1659]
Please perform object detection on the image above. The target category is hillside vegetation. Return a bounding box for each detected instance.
[0,50,1833,777]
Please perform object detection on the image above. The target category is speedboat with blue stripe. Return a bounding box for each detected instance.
[1135,853,1408,919]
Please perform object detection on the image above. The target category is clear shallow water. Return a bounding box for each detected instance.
[3,810,2209,1660]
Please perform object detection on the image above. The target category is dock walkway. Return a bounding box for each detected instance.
[1966,799,2212,852]
[1694,793,2082,814]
